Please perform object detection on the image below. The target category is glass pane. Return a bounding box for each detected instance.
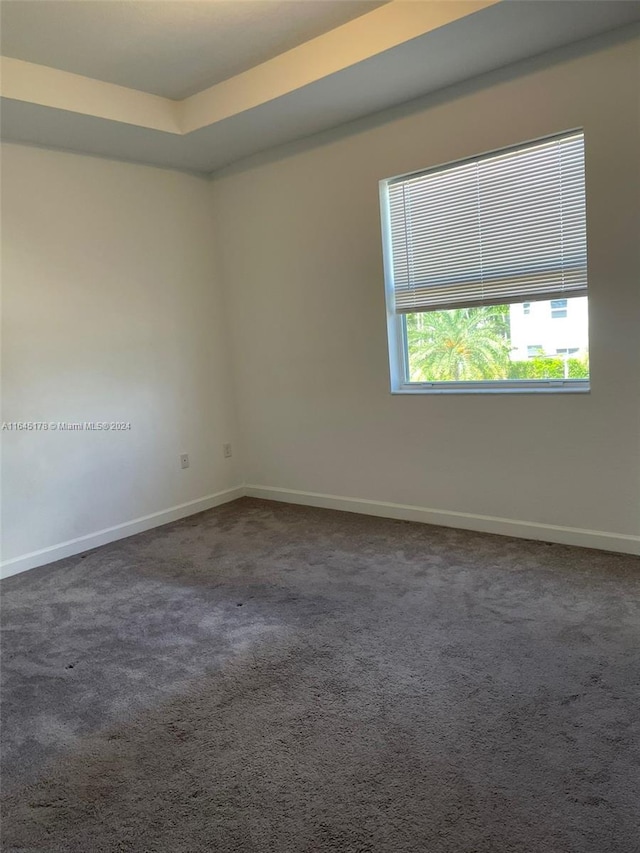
[405,297,589,383]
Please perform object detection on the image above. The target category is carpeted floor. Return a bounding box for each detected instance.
[1,498,639,852]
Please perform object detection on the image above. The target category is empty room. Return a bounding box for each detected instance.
[1,1,639,851]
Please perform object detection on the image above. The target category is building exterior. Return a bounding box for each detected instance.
[509,297,589,361]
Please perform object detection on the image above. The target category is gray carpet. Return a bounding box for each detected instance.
[1,498,639,852]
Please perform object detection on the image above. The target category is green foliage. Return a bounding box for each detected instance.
[507,356,589,380]
[406,306,589,382]
[406,306,511,382]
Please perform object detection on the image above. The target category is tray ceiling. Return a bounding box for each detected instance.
[0,1,387,100]
[1,1,639,175]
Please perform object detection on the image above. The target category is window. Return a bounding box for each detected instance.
[556,347,579,355]
[527,345,543,358]
[380,131,589,393]
[551,298,568,319]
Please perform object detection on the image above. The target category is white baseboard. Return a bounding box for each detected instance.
[3,482,638,580]
[0,486,245,579]
[245,485,640,556]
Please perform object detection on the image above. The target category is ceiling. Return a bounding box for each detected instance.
[0,1,387,100]
[1,1,639,176]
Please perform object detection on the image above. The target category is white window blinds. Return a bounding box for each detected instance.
[385,131,587,314]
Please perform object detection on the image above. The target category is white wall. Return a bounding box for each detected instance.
[1,144,242,571]
[212,29,640,548]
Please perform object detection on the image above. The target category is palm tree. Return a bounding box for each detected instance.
[406,305,511,381]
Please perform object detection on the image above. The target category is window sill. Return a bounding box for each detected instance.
[391,380,590,395]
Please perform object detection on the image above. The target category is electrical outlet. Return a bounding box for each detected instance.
[180,453,189,469]
[223,443,232,458]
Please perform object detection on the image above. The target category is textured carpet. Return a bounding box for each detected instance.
[1,497,639,853]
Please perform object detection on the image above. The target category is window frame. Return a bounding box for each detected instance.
[379,132,590,396]
[384,311,588,395]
